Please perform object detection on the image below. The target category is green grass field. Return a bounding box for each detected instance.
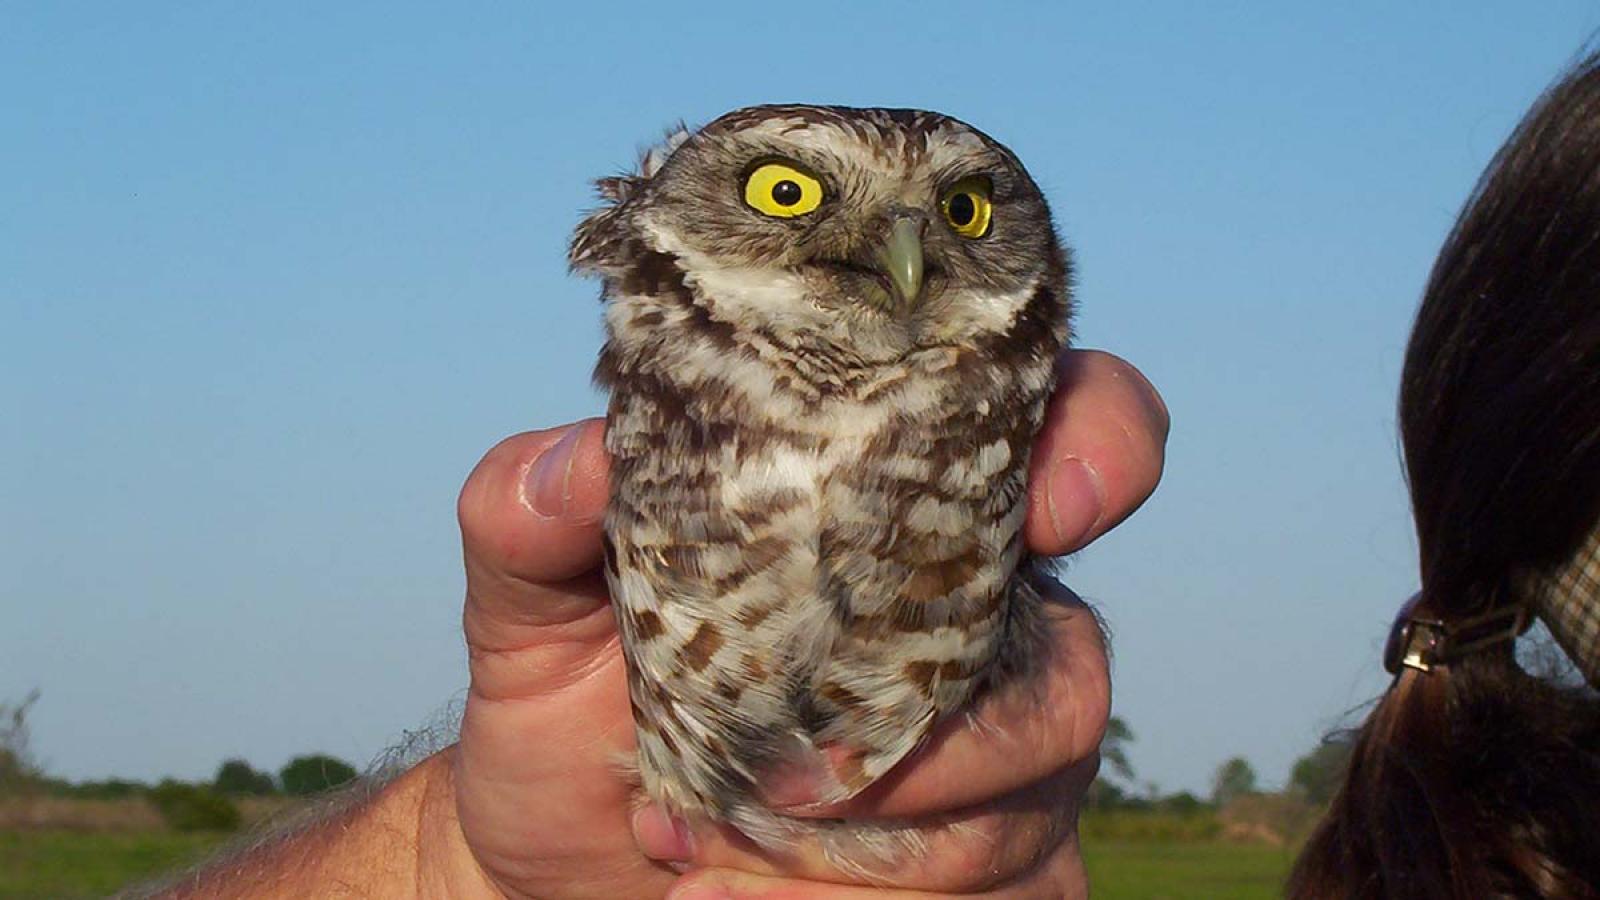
[1083,838,1294,899]
[0,830,1293,898]
[0,830,225,899]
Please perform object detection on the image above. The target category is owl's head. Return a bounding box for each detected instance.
[573,105,1070,361]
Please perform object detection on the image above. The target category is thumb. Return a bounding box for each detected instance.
[454,421,674,897]
[457,419,617,700]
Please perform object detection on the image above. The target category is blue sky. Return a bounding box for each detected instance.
[5,3,1598,796]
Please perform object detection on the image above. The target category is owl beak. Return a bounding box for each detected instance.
[878,217,925,307]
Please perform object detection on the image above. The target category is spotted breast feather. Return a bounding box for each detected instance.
[572,104,1072,861]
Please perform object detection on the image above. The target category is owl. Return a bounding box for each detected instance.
[571,105,1072,862]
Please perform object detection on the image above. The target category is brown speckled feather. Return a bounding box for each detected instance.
[573,104,1071,860]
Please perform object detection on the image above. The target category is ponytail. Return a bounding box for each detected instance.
[1288,51,1600,899]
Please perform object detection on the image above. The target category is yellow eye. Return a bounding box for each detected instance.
[743,162,824,218]
[941,177,993,239]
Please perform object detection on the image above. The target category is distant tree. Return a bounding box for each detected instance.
[1086,716,1138,810]
[1289,738,1353,805]
[215,758,278,795]
[279,754,359,796]
[0,690,41,794]
[1211,756,1258,806]
[150,779,241,832]
[1085,778,1127,810]
[1102,716,1136,783]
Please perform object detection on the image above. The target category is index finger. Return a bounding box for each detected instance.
[790,580,1110,819]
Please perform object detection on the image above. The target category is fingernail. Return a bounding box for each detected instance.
[524,424,584,519]
[766,741,850,810]
[763,759,828,809]
[1046,458,1106,550]
[632,804,696,863]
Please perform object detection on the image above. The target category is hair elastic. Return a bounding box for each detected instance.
[1383,592,1531,676]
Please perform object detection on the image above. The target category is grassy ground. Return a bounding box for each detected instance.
[0,830,227,899]
[1082,838,1295,899]
[0,829,1294,898]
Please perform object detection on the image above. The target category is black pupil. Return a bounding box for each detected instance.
[948,193,976,226]
[771,180,803,206]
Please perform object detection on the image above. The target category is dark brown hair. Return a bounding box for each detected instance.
[1287,53,1600,899]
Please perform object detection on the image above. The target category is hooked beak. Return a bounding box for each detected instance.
[876,216,925,307]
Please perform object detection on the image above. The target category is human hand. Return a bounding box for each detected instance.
[449,349,1168,899]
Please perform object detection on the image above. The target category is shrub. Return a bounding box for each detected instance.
[52,778,149,799]
[279,755,358,796]
[1288,739,1352,805]
[1159,790,1208,813]
[149,780,242,832]
[214,758,277,795]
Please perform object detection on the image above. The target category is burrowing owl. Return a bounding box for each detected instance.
[572,105,1071,856]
